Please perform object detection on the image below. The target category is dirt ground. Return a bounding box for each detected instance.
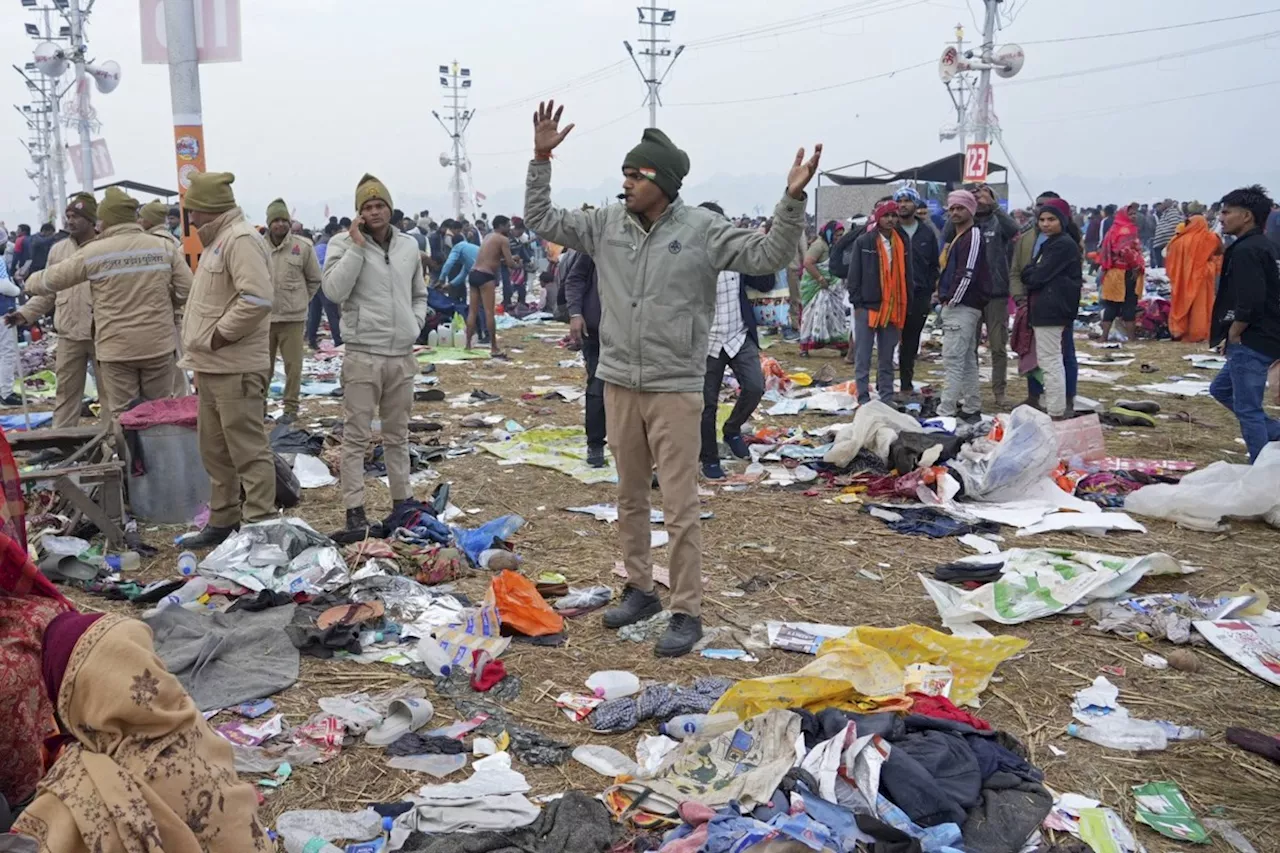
[64,321,1280,851]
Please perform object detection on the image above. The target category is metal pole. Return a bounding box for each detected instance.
[69,1,93,192]
[164,0,205,270]
[647,0,658,128]
[42,6,66,212]
[975,0,998,145]
[955,26,967,155]
[451,63,462,220]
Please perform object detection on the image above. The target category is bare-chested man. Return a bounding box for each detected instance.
[466,214,517,358]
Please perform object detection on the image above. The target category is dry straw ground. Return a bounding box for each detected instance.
[65,324,1280,851]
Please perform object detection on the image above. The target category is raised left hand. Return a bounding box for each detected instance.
[786,144,823,199]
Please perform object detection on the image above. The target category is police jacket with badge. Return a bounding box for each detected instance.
[1210,227,1280,358]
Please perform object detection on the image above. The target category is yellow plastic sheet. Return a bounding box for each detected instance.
[840,624,1027,705]
[712,623,1026,718]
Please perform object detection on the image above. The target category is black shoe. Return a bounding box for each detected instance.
[177,524,238,550]
[587,445,606,468]
[345,507,370,530]
[959,410,983,425]
[0,394,21,407]
[602,586,663,629]
[1115,399,1160,414]
[655,613,703,658]
[723,433,750,460]
[702,461,726,481]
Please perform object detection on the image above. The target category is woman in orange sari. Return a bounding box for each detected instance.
[1165,207,1222,342]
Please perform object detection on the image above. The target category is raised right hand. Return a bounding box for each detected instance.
[533,101,575,156]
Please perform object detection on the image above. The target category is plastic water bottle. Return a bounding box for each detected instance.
[585,670,640,700]
[177,551,198,577]
[152,577,210,613]
[661,712,741,741]
[1066,718,1168,751]
[416,636,454,677]
[104,551,140,572]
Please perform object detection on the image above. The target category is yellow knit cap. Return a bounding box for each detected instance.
[355,174,391,212]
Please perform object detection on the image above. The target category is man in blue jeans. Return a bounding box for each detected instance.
[1208,185,1280,462]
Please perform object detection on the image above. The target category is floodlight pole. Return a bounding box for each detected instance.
[626,1,682,129]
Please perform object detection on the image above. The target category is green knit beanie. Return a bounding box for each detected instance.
[138,200,168,229]
[266,198,290,225]
[184,171,238,213]
[66,191,97,223]
[622,128,690,201]
[98,187,139,228]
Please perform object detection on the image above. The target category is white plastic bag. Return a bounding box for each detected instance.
[948,405,1060,501]
[824,400,923,466]
[1125,441,1280,531]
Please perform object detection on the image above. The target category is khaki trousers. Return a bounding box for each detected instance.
[195,372,276,527]
[97,354,175,417]
[53,337,100,429]
[604,383,704,617]
[269,321,305,415]
[340,350,416,510]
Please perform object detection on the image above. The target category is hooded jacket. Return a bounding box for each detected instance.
[524,158,805,393]
[179,207,273,374]
[322,227,428,357]
[266,233,322,322]
[1211,227,1280,358]
[1019,231,1082,327]
[18,234,95,340]
[31,224,191,362]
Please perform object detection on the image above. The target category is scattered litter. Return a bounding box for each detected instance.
[1194,619,1280,687]
[1132,780,1208,843]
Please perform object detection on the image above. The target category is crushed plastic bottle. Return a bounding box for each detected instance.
[660,712,741,741]
[1066,717,1167,751]
[177,551,198,577]
[571,744,639,777]
[585,670,640,700]
[416,636,454,677]
[143,577,209,617]
[276,809,384,853]
[104,551,140,572]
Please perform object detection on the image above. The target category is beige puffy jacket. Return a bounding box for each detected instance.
[179,208,273,374]
[267,234,321,322]
[30,223,191,362]
[19,235,95,341]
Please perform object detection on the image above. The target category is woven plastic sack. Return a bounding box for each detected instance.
[487,570,564,637]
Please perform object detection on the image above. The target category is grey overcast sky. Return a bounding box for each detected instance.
[4,0,1279,226]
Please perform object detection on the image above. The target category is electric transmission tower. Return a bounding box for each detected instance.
[624,1,684,129]
[433,61,479,221]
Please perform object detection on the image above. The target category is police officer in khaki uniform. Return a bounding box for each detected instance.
[177,171,277,549]
[139,199,191,395]
[264,198,321,424]
[5,192,102,431]
[27,188,191,416]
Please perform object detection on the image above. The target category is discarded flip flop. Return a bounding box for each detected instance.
[470,389,501,402]
[365,697,434,746]
[1114,399,1160,414]
[38,552,99,583]
[1099,407,1156,428]
[316,600,384,630]
[1139,363,1159,374]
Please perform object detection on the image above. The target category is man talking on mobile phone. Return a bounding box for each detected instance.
[323,174,429,531]
[524,100,820,657]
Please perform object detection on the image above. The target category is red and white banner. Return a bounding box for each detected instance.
[140,0,242,64]
[66,139,115,184]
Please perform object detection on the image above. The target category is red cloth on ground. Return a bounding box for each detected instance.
[470,650,508,692]
[118,394,200,430]
[909,692,992,730]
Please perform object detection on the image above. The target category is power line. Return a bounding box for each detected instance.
[1019,9,1280,45]
[1007,79,1280,125]
[1008,30,1280,86]
[687,0,929,50]
[667,60,932,107]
